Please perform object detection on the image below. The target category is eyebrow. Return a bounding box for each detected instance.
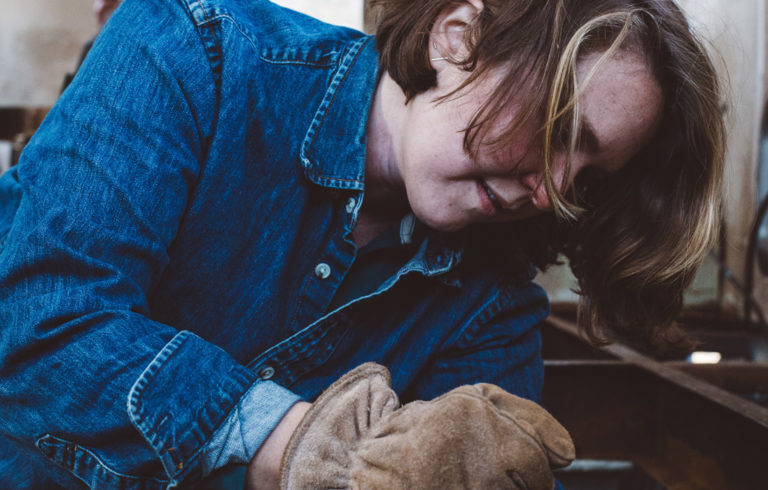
[579,118,600,154]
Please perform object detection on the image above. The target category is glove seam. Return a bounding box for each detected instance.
[425,388,574,462]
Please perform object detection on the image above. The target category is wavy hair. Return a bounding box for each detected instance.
[372,0,725,351]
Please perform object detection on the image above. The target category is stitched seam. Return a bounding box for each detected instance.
[299,36,370,182]
[126,332,192,478]
[257,56,336,68]
[447,287,505,352]
[36,434,171,486]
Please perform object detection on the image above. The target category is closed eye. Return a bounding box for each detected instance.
[554,118,600,155]
[576,166,609,187]
[571,166,610,204]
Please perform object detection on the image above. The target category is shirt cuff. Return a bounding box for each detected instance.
[200,380,303,476]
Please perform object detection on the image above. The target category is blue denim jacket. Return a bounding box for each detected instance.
[0,0,550,487]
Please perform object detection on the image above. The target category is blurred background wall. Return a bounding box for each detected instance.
[0,0,363,107]
[681,0,768,323]
[272,0,363,31]
[0,0,96,106]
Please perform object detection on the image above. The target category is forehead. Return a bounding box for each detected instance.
[575,50,663,171]
[439,46,663,166]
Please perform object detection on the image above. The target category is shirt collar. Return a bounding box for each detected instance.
[297,37,464,277]
[299,35,379,191]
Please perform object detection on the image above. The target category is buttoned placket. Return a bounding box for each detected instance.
[289,193,359,334]
[248,205,466,391]
[247,193,363,385]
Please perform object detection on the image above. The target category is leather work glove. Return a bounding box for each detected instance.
[280,363,575,489]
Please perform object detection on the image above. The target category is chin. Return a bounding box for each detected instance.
[414,210,468,232]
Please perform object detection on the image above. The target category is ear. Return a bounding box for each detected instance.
[429,0,484,65]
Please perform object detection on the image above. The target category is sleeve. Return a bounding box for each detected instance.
[404,278,569,489]
[402,278,551,404]
[200,378,302,476]
[0,0,298,487]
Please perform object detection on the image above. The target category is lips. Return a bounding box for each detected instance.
[476,179,503,216]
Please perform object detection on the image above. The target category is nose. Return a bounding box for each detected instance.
[527,176,553,211]
[522,156,582,212]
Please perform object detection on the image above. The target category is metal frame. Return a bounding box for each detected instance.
[542,315,768,490]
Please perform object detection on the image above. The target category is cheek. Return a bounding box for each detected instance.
[407,193,469,231]
[399,98,477,171]
[399,160,474,231]
[482,127,542,176]
[400,130,467,183]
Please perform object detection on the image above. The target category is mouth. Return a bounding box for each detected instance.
[476,178,504,216]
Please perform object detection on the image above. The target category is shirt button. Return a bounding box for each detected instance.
[345,197,356,213]
[259,366,275,380]
[314,262,331,279]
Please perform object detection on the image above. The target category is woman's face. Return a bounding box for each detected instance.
[392,50,663,232]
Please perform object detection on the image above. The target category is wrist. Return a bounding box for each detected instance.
[245,401,311,490]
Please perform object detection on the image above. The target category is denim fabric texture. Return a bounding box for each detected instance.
[0,0,551,487]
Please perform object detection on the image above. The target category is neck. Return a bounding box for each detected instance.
[354,74,409,247]
[363,73,409,221]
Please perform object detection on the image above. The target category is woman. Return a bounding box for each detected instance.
[0,0,723,488]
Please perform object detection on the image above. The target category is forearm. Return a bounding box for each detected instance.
[0,0,263,483]
[0,314,296,485]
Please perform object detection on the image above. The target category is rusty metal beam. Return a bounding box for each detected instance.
[669,362,768,396]
[542,315,768,490]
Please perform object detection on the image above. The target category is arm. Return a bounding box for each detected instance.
[245,402,311,490]
[403,278,551,403]
[0,0,297,486]
[401,278,570,490]
[226,280,550,489]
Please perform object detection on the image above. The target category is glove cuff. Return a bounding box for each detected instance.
[279,363,398,489]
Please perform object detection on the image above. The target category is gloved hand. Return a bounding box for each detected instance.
[280,363,575,490]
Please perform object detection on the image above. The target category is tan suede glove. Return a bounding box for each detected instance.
[280,363,575,490]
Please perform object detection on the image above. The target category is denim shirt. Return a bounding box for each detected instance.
[0,0,550,487]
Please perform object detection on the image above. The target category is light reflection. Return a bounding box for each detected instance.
[687,351,723,364]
